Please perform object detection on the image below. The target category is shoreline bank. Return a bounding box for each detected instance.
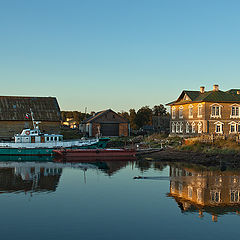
[139,148,240,169]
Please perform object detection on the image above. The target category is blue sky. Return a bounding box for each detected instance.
[0,0,240,112]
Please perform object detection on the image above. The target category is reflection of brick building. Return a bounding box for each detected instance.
[80,109,130,137]
[168,164,240,222]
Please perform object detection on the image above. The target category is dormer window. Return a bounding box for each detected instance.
[211,104,222,118]
[172,107,176,119]
[179,106,183,119]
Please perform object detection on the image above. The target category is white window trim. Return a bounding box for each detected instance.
[230,104,240,119]
[198,121,203,134]
[197,103,203,118]
[214,121,224,134]
[229,121,237,134]
[176,122,180,133]
[179,106,183,119]
[210,103,222,118]
[179,122,183,133]
[172,122,176,133]
[192,121,195,133]
[186,122,190,133]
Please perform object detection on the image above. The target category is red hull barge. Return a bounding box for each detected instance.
[53,148,136,161]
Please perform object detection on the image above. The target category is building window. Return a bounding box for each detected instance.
[198,122,202,133]
[189,105,193,118]
[229,122,237,133]
[211,105,221,118]
[186,122,190,133]
[172,122,176,133]
[210,190,221,203]
[197,188,203,203]
[215,122,223,134]
[231,106,240,118]
[179,122,183,133]
[176,122,180,133]
[192,122,195,133]
[179,106,183,119]
[230,190,240,203]
[198,104,203,117]
[188,186,193,199]
[238,124,240,133]
[172,107,176,119]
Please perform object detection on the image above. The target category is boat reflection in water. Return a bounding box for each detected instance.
[0,156,131,195]
[168,163,240,222]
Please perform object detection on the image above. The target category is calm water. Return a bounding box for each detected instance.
[0,159,239,240]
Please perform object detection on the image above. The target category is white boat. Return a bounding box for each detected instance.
[0,110,109,156]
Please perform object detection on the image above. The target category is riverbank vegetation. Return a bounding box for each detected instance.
[178,138,240,155]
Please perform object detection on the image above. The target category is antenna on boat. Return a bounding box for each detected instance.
[30,109,41,130]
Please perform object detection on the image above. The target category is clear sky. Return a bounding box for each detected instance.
[1,0,240,112]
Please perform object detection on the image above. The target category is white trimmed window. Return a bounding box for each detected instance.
[171,122,176,133]
[172,107,176,119]
[176,122,180,133]
[192,122,195,133]
[188,186,193,199]
[186,122,190,133]
[198,122,202,134]
[230,190,240,203]
[210,190,221,203]
[179,122,183,133]
[231,105,240,118]
[179,106,183,119]
[189,105,193,118]
[229,121,237,134]
[198,104,203,117]
[238,123,240,133]
[214,121,224,134]
[211,104,222,118]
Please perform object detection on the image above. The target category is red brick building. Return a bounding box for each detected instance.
[80,109,130,137]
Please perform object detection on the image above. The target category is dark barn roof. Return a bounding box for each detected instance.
[82,109,129,123]
[0,96,61,121]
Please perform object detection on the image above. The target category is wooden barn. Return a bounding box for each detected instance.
[80,109,130,137]
[0,96,61,140]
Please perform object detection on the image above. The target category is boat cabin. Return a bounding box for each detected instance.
[14,129,63,143]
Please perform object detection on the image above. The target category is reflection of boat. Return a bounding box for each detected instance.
[53,148,136,161]
[0,110,109,156]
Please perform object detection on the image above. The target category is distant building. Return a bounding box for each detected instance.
[80,109,130,137]
[167,85,240,136]
[62,118,78,129]
[0,96,61,139]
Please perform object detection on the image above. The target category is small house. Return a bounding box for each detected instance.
[80,109,130,137]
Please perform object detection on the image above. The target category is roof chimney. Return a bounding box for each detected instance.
[213,84,219,91]
[200,86,205,93]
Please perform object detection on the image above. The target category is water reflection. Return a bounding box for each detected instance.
[0,159,132,194]
[168,163,240,222]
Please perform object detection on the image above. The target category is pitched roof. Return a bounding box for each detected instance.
[0,96,61,121]
[167,89,240,105]
[82,109,129,123]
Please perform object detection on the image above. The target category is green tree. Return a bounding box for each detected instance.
[129,109,137,130]
[152,104,167,116]
[135,106,152,129]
